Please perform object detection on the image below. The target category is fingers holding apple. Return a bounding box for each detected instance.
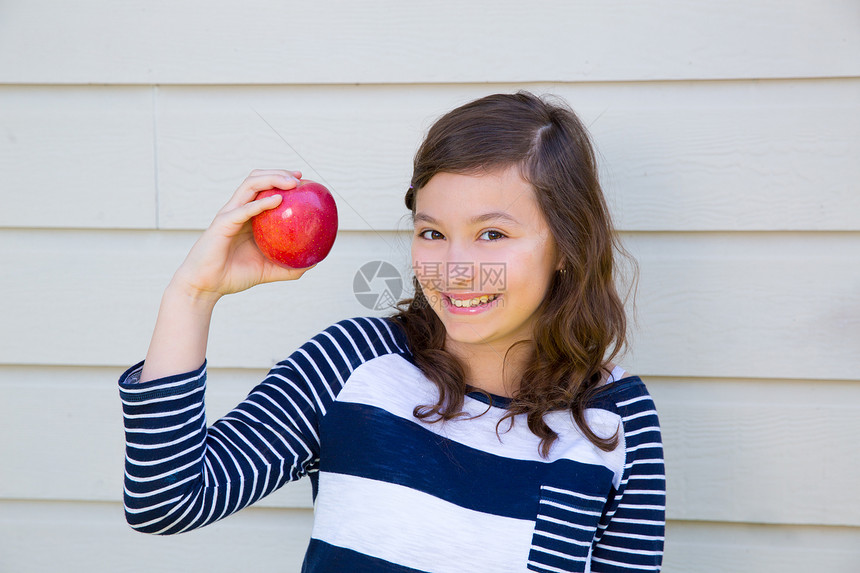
[251,179,339,269]
[172,171,329,300]
[219,169,303,215]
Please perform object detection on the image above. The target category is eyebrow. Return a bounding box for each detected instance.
[413,211,521,226]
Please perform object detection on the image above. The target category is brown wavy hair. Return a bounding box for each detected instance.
[394,91,633,457]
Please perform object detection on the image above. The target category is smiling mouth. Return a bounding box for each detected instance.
[445,293,501,308]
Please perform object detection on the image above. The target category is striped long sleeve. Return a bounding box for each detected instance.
[118,317,409,535]
[590,385,666,571]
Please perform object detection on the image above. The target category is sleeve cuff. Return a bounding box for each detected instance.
[117,359,207,399]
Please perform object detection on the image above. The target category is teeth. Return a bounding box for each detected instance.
[451,294,499,308]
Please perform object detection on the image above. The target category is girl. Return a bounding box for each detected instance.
[119,92,665,572]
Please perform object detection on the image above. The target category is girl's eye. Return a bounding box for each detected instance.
[479,230,506,241]
[419,229,444,240]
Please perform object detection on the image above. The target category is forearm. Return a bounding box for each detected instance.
[139,277,220,383]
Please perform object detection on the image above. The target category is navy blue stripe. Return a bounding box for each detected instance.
[302,539,428,573]
[529,548,588,572]
[586,376,645,411]
[320,401,614,520]
[532,533,590,556]
[595,544,662,568]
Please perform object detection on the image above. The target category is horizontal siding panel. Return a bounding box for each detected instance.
[648,378,860,526]
[2,80,857,231]
[0,86,156,228]
[155,80,860,232]
[1,229,858,380]
[1,1,859,84]
[2,367,859,527]
[664,521,860,573]
[0,364,314,508]
[624,231,860,380]
[0,500,312,573]
[0,228,409,368]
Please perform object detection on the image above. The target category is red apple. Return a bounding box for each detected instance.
[251,179,338,269]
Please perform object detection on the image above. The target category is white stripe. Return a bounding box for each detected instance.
[124,473,196,499]
[617,395,649,408]
[533,530,592,547]
[125,442,200,467]
[617,503,665,512]
[540,498,602,517]
[122,400,201,419]
[626,442,662,453]
[624,474,666,482]
[623,490,665,497]
[625,426,660,438]
[123,409,204,434]
[531,545,587,562]
[600,530,665,542]
[123,494,184,515]
[621,410,658,423]
[125,457,201,483]
[126,417,205,450]
[595,543,664,557]
[541,485,605,502]
[313,472,534,573]
[610,517,665,526]
[538,514,595,531]
[626,458,664,469]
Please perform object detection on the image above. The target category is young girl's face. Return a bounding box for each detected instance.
[411,166,561,353]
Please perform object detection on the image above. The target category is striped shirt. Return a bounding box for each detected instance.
[119,316,665,572]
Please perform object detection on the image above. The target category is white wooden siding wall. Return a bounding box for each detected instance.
[1,1,859,571]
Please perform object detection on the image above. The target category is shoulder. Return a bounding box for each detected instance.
[261,317,413,406]
[587,372,661,431]
[289,316,412,368]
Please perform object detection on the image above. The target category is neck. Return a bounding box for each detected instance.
[446,337,533,397]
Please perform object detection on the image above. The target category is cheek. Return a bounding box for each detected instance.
[411,244,437,290]
[506,249,556,294]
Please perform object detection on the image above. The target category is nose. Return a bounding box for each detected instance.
[442,239,476,291]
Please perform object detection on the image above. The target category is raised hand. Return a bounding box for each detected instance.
[139,169,312,383]
[172,169,315,303]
